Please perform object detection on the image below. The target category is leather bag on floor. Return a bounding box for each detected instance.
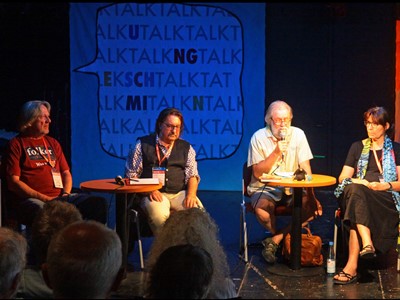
[282,226,324,267]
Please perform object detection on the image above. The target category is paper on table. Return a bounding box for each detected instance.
[129,178,160,185]
[259,173,282,183]
[273,171,294,178]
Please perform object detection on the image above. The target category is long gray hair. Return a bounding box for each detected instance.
[17,100,51,132]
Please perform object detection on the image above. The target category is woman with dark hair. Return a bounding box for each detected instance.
[334,106,400,284]
[124,107,204,235]
[146,244,213,299]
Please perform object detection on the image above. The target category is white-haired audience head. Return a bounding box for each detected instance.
[0,227,28,299]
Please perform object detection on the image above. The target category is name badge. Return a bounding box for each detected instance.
[51,168,64,188]
[152,167,166,186]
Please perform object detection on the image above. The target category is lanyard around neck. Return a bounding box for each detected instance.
[372,147,383,175]
[40,137,56,168]
[156,141,174,167]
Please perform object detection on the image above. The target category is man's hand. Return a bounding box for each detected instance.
[149,190,163,202]
[184,194,198,208]
[277,139,288,154]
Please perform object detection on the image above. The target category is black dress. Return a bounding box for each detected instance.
[339,140,400,254]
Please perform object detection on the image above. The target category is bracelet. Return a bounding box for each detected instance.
[388,182,393,191]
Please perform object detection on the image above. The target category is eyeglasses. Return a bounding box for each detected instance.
[271,118,291,126]
[364,121,380,128]
[38,115,51,121]
[163,123,181,130]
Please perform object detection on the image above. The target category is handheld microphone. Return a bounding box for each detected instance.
[279,128,287,160]
[115,175,125,186]
[279,128,287,141]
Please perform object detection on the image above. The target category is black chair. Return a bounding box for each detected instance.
[122,193,155,270]
[240,162,292,262]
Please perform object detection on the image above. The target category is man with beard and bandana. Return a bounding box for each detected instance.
[124,107,204,235]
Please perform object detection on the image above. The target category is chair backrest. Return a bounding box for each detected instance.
[242,162,252,198]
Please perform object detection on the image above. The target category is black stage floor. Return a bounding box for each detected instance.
[111,189,400,299]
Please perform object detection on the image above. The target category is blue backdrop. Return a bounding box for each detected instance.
[70,2,265,191]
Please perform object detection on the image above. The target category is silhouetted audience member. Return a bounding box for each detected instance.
[145,207,237,299]
[0,227,28,299]
[146,244,213,299]
[17,200,83,298]
[42,220,124,299]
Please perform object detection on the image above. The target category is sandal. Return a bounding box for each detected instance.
[360,245,376,259]
[333,271,358,285]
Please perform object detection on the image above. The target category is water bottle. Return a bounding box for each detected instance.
[327,241,336,275]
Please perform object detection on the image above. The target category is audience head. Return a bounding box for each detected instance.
[43,220,123,299]
[146,244,213,299]
[17,100,51,133]
[0,227,28,299]
[146,208,231,297]
[31,200,83,265]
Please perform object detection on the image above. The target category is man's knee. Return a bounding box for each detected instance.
[254,206,274,220]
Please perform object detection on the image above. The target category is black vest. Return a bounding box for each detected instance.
[140,134,190,193]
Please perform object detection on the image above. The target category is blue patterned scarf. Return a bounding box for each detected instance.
[334,135,400,213]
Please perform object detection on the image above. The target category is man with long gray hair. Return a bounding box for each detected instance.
[1,100,108,228]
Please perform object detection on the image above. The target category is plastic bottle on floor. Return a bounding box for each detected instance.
[327,241,336,275]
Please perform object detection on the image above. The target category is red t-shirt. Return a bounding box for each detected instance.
[4,135,70,198]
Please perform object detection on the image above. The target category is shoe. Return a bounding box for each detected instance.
[360,245,376,259]
[261,237,279,264]
[333,271,358,285]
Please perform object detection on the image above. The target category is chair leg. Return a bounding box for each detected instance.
[333,218,338,259]
[131,209,144,270]
[333,208,341,260]
[240,201,248,263]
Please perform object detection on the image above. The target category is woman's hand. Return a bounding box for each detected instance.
[352,178,369,186]
[366,181,390,191]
